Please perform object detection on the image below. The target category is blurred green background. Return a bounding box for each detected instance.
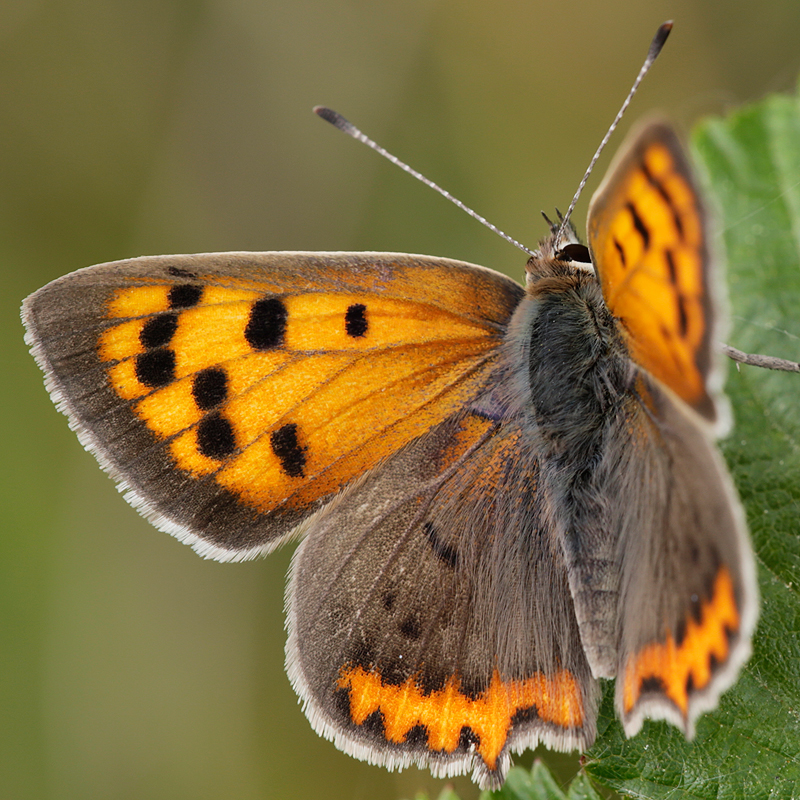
[4,1,800,799]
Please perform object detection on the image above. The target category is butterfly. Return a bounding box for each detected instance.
[22,61,757,793]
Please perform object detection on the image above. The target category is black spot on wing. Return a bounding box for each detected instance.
[270,422,306,478]
[404,725,429,747]
[345,303,368,337]
[246,297,287,349]
[400,615,422,640]
[641,160,684,238]
[140,314,177,349]
[676,293,689,338]
[626,202,651,249]
[613,237,627,267]
[665,249,677,285]
[197,412,236,459]
[511,706,541,726]
[168,284,203,309]
[639,675,667,695]
[360,710,386,738]
[135,349,175,388]
[459,726,480,750]
[423,521,459,569]
[168,266,197,279]
[332,684,355,721]
[193,367,228,410]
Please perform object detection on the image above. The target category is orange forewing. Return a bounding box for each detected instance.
[588,122,717,423]
[97,255,522,517]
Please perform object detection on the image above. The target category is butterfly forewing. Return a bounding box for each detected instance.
[22,252,523,561]
[587,121,721,428]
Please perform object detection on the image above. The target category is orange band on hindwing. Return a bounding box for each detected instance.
[622,566,740,717]
[337,665,584,771]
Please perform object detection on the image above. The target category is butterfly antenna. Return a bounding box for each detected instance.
[314,105,537,257]
[555,20,673,245]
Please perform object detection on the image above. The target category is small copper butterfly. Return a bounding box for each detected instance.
[21,23,757,790]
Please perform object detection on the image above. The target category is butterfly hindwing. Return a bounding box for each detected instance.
[612,375,756,737]
[287,410,597,789]
[22,252,523,561]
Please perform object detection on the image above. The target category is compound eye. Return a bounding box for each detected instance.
[557,243,592,263]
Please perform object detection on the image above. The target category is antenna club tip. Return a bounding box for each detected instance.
[314,106,358,136]
[649,21,673,58]
[313,105,339,123]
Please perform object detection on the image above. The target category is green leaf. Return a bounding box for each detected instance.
[580,83,800,798]
[493,764,604,800]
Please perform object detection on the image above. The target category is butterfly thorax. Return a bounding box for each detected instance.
[512,245,637,461]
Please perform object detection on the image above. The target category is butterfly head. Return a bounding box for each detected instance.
[525,216,595,286]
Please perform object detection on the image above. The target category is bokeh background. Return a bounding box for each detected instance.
[4,1,800,799]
